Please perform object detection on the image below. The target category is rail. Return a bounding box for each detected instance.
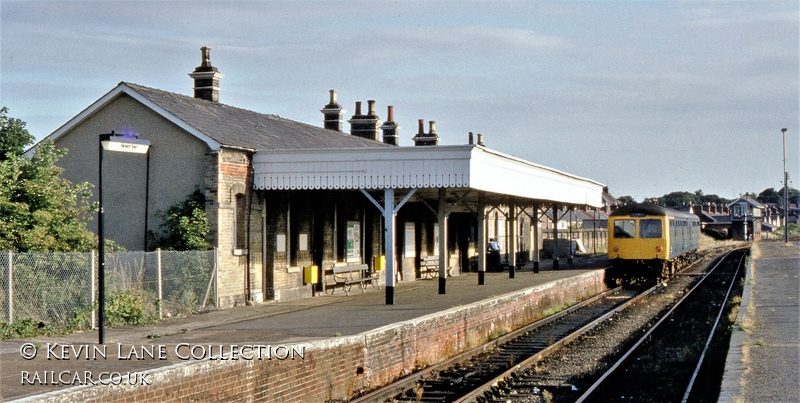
[574,249,745,402]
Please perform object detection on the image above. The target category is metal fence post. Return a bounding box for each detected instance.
[214,247,219,308]
[157,248,163,319]
[5,251,13,324]
[90,250,96,329]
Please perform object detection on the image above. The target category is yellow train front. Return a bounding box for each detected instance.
[608,203,700,283]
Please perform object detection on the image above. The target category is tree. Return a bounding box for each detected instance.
[617,195,636,205]
[149,189,212,251]
[0,140,97,251]
[0,106,35,160]
[757,188,781,204]
[657,191,700,208]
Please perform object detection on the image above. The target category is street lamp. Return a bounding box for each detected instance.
[782,128,788,244]
[98,131,150,344]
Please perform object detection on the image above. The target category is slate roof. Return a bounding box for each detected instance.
[125,82,392,151]
[728,195,765,209]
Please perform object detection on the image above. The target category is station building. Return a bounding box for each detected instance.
[31,47,604,308]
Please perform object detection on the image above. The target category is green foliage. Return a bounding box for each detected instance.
[617,195,636,205]
[774,223,799,239]
[758,187,800,205]
[702,228,728,241]
[1,306,94,340]
[0,106,35,160]
[657,191,700,208]
[757,188,781,204]
[1,318,51,339]
[149,189,211,251]
[104,290,156,327]
[0,140,97,251]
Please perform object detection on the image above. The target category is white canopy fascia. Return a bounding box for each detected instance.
[252,145,604,207]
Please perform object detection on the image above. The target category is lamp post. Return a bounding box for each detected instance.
[98,131,151,344]
[782,128,788,244]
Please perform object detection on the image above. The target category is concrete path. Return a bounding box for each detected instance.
[719,241,800,403]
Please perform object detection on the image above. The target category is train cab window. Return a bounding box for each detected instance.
[640,219,662,238]
[613,219,636,238]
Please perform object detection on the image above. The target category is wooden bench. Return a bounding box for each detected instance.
[420,257,452,279]
[323,263,380,296]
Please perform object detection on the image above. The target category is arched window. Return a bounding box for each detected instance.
[230,182,247,252]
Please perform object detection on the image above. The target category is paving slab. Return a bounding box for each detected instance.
[719,241,800,403]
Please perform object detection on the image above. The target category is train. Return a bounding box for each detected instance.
[608,203,701,284]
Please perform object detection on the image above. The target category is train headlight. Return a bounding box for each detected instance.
[613,247,619,252]
[656,246,662,252]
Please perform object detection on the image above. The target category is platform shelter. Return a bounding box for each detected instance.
[253,144,604,304]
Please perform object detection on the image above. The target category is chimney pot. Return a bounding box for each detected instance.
[355,101,362,116]
[477,133,484,146]
[428,121,436,134]
[387,105,394,122]
[329,89,337,105]
[368,100,376,116]
[200,46,211,67]
[468,132,474,144]
[417,119,425,134]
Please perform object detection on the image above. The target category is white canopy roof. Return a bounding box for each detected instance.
[252,144,604,207]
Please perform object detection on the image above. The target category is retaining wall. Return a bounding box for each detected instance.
[23,269,606,402]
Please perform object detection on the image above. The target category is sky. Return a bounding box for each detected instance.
[2,0,798,202]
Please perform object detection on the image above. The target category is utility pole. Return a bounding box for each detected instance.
[782,128,788,244]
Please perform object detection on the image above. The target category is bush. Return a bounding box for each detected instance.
[104,290,156,327]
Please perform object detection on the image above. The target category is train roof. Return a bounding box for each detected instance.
[609,203,699,220]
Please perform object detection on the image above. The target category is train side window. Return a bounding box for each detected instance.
[640,219,662,238]
[613,219,636,238]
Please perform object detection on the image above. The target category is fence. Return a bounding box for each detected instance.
[1,249,216,327]
[541,227,608,254]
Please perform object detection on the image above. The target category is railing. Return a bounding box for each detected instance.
[1,249,216,327]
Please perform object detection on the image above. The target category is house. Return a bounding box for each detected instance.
[31,47,605,308]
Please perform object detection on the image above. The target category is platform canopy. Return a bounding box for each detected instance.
[252,144,603,208]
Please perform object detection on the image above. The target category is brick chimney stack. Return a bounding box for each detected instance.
[321,89,346,132]
[412,119,440,146]
[380,105,400,146]
[188,46,224,102]
[348,100,381,141]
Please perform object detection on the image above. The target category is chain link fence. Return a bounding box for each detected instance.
[1,249,216,327]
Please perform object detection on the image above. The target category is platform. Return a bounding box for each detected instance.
[719,240,800,402]
[1,256,608,401]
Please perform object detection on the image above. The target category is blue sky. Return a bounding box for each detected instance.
[2,0,798,201]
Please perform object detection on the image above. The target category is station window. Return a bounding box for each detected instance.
[613,219,636,238]
[640,219,662,238]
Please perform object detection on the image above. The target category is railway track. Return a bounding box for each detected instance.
[351,246,742,403]
[352,269,659,403]
[574,248,748,402]
[464,247,747,403]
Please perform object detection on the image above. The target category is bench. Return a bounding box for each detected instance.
[323,263,380,296]
[420,257,452,279]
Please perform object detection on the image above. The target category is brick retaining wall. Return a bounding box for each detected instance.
[25,270,606,402]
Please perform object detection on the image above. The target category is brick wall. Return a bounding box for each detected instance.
[34,270,606,402]
[206,149,264,308]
